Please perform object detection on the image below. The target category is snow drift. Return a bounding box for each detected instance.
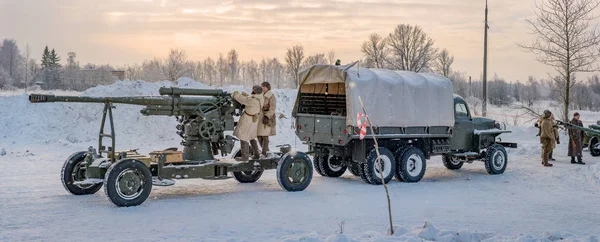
[0,78,304,153]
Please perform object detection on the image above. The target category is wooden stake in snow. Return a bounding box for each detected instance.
[358,96,394,234]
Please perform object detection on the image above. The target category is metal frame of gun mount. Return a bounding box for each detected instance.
[29,87,313,207]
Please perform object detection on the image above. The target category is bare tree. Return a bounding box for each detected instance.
[162,48,188,83]
[302,53,327,69]
[327,50,336,65]
[386,24,437,72]
[24,44,30,90]
[0,39,24,87]
[519,0,600,121]
[203,57,216,86]
[270,58,285,88]
[227,49,239,84]
[433,48,454,77]
[217,53,228,86]
[361,33,388,68]
[285,45,304,88]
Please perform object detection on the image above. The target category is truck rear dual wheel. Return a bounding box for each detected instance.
[348,162,360,176]
[61,151,103,195]
[318,156,347,177]
[104,159,153,207]
[442,155,464,170]
[395,147,427,183]
[484,144,508,175]
[363,147,396,185]
[313,154,326,176]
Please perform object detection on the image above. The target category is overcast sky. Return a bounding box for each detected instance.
[1,0,599,82]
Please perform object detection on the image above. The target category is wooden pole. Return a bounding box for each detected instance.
[358,96,394,234]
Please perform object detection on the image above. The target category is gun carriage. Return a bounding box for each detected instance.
[29,87,313,207]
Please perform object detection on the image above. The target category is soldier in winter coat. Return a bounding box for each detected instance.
[568,112,585,165]
[536,114,560,161]
[257,82,277,157]
[232,85,264,161]
[540,110,555,167]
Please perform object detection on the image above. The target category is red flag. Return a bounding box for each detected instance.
[357,113,367,140]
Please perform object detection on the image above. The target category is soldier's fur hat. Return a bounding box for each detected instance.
[543,110,552,118]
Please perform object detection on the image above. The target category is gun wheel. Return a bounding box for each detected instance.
[277,152,313,191]
[232,147,263,183]
[61,151,103,195]
[590,137,600,157]
[104,159,152,207]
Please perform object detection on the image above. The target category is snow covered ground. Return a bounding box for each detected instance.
[1,79,600,241]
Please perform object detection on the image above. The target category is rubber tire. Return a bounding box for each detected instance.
[313,154,327,176]
[104,159,153,207]
[395,146,427,183]
[394,147,410,182]
[276,152,313,191]
[484,144,508,175]
[357,162,371,184]
[442,155,464,170]
[348,162,360,176]
[364,147,396,185]
[61,151,103,195]
[319,156,347,177]
[590,137,600,157]
[232,148,263,183]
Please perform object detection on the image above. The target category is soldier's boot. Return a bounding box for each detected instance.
[250,139,260,160]
[549,151,555,161]
[235,141,250,162]
[571,156,577,164]
[260,136,269,157]
[543,152,553,167]
[577,156,585,165]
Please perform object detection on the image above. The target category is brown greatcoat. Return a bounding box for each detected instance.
[540,117,556,154]
[568,118,584,157]
[232,92,264,142]
[257,90,277,136]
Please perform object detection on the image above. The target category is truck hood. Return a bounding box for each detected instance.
[472,117,497,130]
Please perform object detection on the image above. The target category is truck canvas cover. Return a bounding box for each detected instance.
[293,64,455,128]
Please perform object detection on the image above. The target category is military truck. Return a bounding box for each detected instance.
[292,64,517,185]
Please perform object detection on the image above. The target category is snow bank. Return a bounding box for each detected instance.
[282,221,599,242]
[586,163,600,186]
[0,78,305,154]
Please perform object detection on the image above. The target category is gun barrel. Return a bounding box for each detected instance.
[159,87,224,96]
[29,93,219,106]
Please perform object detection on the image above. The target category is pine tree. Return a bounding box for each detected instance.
[41,46,50,68]
[50,49,61,67]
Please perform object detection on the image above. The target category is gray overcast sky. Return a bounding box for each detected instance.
[1,0,599,82]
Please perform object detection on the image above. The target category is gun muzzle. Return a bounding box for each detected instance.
[29,94,54,103]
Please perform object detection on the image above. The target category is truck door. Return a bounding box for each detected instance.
[451,100,475,151]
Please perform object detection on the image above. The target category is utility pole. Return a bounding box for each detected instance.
[482,0,489,117]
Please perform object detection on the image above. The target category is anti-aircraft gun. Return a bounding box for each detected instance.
[28,87,313,207]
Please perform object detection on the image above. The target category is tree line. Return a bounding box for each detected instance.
[0,39,120,91]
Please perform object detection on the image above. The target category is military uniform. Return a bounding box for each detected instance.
[540,115,555,167]
[232,91,264,161]
[257,89,276,156]
[568,116,585,164]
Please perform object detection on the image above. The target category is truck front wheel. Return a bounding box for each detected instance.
[395,147,426,183]
[484,144,508,175]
